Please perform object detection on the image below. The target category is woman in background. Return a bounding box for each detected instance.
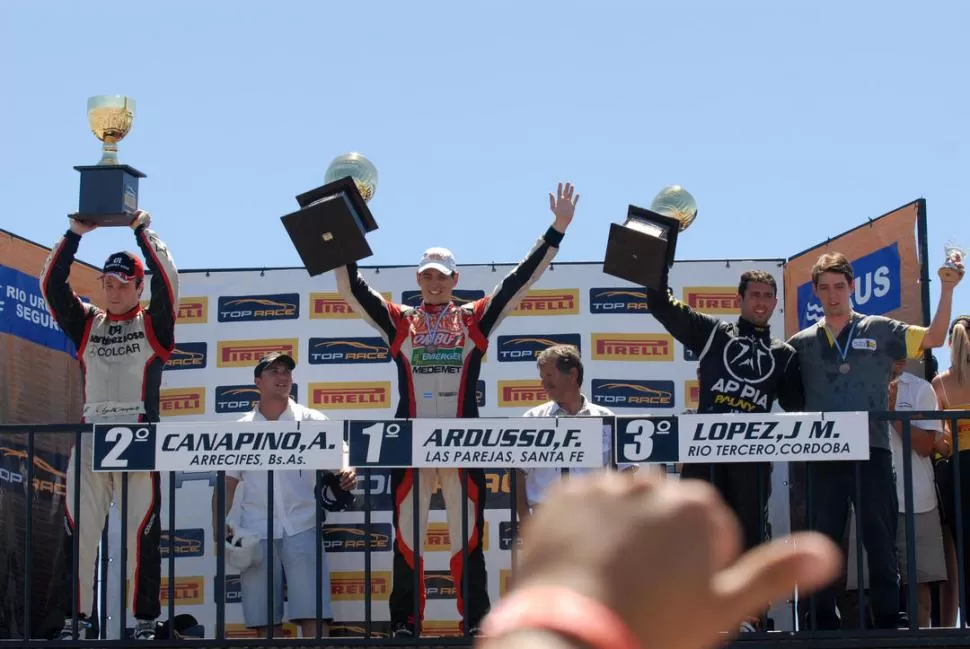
[932,315,970,625]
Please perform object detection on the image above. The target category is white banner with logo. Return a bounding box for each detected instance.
[100,256,791,638]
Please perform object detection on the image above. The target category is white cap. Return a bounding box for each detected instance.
[418,247,457,275]
[226,530,262,572]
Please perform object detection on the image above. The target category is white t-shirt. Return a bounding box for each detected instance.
[227,399,347,539]
[519,396,629,507]
[889,372,942,514]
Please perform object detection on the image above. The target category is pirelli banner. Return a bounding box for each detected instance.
[103,256,788,638]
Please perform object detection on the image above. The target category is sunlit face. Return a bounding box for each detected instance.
[101,276,142,315]
[538,360,578,404]
[416,268,458,305]
[739,281,777,327]
[813,272,854,318]
[891,359,906,380]
[254,363,293,400]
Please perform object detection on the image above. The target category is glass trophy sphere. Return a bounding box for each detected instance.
[649,185,698,231]
[325,152,378,203]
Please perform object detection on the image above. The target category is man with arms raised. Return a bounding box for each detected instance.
[41,211,178,640]
[336,182,578,638]
[646,273,802,548]
[646,270,802,630]
[787,251,962,630]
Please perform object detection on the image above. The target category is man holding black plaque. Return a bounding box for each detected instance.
[645,270,803,630]
[335,182,579,638]
[41,211,179,641]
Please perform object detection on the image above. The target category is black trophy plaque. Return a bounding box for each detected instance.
[281,176,379,277]
[603,204,682,289]
[72,164,146,227]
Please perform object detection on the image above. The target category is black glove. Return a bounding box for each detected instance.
[317,471,357,514]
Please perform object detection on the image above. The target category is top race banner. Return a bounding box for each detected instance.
[783,200,926,337]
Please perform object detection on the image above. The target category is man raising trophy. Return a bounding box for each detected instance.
[334,179,579,638]
[41,210,179,640]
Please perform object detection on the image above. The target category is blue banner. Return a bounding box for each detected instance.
[0,264,78,357]
[794,242,902,330]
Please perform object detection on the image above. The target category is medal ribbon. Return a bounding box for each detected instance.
[422,302,451,348]
[825,318,856,367]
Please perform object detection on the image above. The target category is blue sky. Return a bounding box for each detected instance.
[2,1,967,354]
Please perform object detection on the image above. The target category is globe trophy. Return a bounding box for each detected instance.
[940,239,967,283]
[281,152,380,277]
[71,95,147,226]
[603,185,698,289]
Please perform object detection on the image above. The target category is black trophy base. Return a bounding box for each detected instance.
[281,176,380,277]
[602,205,682,289]
[73,164,146,227]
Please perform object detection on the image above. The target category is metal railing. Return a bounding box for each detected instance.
[1,410,969,649]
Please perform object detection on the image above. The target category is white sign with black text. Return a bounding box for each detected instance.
[92,420,346,472]
[412,417,604,468]
[679,411,870,462]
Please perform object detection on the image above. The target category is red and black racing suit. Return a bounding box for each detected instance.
[336,226,563,632]
[41,225,178,623]
[646,286,804,553]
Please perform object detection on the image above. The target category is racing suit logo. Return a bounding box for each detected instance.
[723,337,776,385]
[710,337,776,412]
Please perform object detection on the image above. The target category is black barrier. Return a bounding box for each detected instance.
[4,411,970,649]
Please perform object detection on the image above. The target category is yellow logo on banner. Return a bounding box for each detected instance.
[330,623,390,638]
[129,576,205,605]
[177,297,208,323]
[216,339,298,367]
[423,521,490,552]
[422,621,462,637]
[510,289,579,316]
[591,334,674,361]
[685,380,700,409]
[226,623,298,638]
[310,382,390,410]
[485,471,510,497]
[330,571,392,601]
[0,446,66,496]
[497,380,547,407]
[683,286,740,314]
[159,388,205,417]
[309,292,392,319]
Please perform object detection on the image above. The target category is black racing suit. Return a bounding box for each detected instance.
[336,226,563,634]
[647,286,803,552]
[41,225,178,623]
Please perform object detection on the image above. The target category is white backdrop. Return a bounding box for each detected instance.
[102,254,791,638]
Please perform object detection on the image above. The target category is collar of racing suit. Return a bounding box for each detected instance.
[736,316,771,340]
[106,303,143,321]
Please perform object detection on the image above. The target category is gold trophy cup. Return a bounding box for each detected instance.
[72,95,147,226]
[87,95,136,165]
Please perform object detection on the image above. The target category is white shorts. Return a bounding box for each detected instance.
[896,509,948,584]
[240,527,333,627]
